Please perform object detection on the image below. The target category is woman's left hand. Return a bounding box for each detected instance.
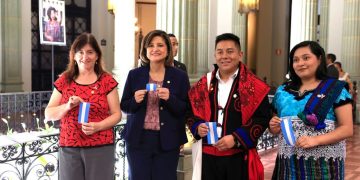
[295,136,318,149]
[157,87,170,101]
[81,122,101,135]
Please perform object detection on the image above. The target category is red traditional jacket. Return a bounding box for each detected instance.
[188,63,270,180]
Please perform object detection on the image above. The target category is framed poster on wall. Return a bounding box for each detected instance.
[39,0,66,46]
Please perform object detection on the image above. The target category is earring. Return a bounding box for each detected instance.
[95,61,98,64]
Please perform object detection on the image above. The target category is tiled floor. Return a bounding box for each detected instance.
[260,124,360,180]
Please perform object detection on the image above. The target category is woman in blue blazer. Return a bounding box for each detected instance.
[120,30,190,180]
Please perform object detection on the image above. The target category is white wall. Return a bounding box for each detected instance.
[91,0,115,72]
[216,0,233,34]
[207,0,218,71]
[112,0,136,99]
[326,0,344,58]
[207,0,236,71]
[289,0,303,50]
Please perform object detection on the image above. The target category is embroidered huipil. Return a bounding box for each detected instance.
[272,84,352,179]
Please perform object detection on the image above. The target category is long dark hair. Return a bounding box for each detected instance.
[139,30,173,67]
[62,32,107,84]
[47,7,56,20]
[287,41,327,89]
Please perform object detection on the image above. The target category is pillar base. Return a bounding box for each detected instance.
[177,147,193,180]
[0,82,23,93]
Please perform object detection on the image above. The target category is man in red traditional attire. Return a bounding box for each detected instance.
[187,33,271,180]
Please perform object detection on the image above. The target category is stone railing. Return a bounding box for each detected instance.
[0,91,52,134]
[0,124,128,180]
[0,92,277,180]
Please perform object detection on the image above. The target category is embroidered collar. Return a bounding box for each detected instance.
[188,63,270,125]
[287,88,315,100]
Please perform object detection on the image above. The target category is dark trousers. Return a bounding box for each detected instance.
[59,145,115,180]
[126,130,179,180]
[202,152,248,180]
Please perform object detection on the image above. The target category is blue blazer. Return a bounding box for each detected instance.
[120,66,190,151]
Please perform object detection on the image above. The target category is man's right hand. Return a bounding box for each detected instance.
[197,123,209,137]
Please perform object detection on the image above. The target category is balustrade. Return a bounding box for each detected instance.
[0,92,277,180]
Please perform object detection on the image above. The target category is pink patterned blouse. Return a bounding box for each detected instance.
[143,78,163,130]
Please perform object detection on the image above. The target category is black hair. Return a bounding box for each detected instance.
[287,41,328,90]
[215,33,241,51]
[327,53,337,63]
[334,61,342,68]
[168,33,176,38]
[47,6,57,20]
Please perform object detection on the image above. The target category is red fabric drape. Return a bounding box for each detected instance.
[188,63,269,179]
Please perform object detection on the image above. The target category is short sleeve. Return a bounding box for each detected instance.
[54,75,67,94]
[271,85,285,114]
[334,88,353,107]
[101,73,118,94]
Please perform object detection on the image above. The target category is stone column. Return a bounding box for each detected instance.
[303,0,318,40]
[0,0,23,92]
[341,0,360,123]
[232,0,247,65]
[156,0,182,56]
[157,0,198,82]
[180,0,198,81]
[177,149,193,180]
[196,0,209,75]
[319,0,329,50]
[290,0,318,48]
[112,0,135,98]
[156,0,179,33]
[341,0,360,82]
